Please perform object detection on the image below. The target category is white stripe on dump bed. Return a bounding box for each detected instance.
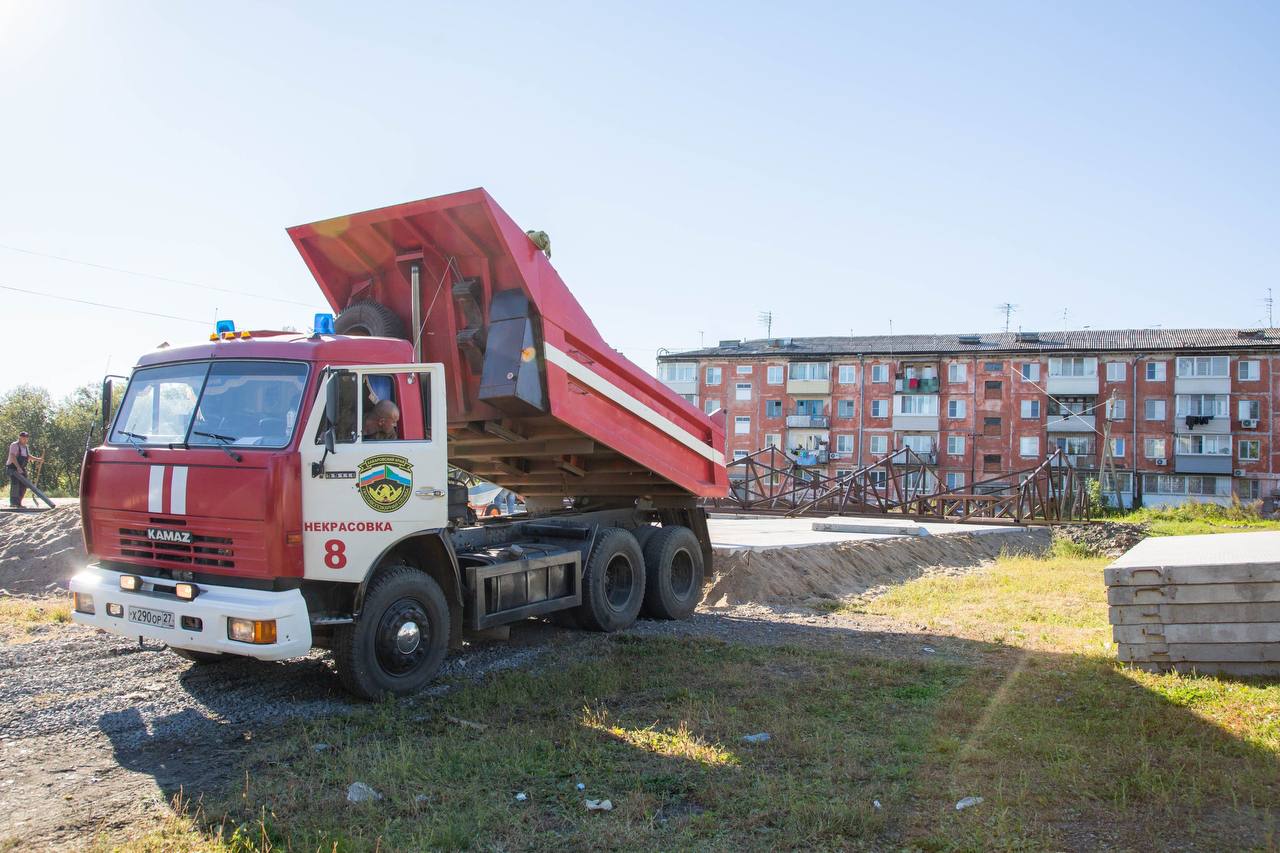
[170,466,188,515]
[543,343,725,465]
[147,465,164,513]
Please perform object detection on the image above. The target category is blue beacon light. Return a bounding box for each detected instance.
[313,313,336,335]
[215,319,236,335]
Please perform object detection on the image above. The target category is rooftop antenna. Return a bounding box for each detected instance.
[1062,307,1069,331]
[698,330,705,347]
[1265,288,1274,328]
[996,302,1018,333]
[758,311,773,338]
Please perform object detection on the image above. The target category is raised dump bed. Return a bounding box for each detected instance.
[288,188,727,506]
[1105,531,1280,676]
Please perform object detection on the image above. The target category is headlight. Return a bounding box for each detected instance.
[119,575,141,592]
[73,592,95,615]
[175,582,198,601]
[227,618,277,644]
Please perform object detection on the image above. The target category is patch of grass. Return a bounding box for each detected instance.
[1111,499,1280,536]
[0,597,72,643]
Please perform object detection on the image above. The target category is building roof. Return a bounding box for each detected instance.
[659,328,1280,361]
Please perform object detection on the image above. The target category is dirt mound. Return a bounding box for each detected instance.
[703,528,1051,606]
[1051,522,1148,557]
[0,506,86,595]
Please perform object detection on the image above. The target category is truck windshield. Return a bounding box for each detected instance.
[110,361,309,448]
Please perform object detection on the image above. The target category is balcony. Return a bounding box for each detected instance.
[1046,413,1096,432]
[889,449,937,465]
[894,377,940,393]
[790,449,829,466]
[786,414,830,428]
[1050,454,1098,470]
[1174,375,1230,395]
[786,377,831,395]
[1174,414,1230,435]
[1174,454,1233,475]
[1045,374,1099,395]
[892,410,939,432]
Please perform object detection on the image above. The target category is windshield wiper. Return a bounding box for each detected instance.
[117,430,149,458]
[192,430,243,463]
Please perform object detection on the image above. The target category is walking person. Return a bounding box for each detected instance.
[6,431,43,509]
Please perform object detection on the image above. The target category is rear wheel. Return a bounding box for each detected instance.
[169,647,224,664]
[334,564,450,700]
[640,526,704,620]
[574,528,645,632]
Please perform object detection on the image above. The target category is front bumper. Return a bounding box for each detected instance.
[69,565,312,660]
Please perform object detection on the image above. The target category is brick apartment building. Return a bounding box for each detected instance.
[656,328,1280,509]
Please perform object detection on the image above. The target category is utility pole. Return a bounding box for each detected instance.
[1265,288,1274,328]
[1099,389,1121,511]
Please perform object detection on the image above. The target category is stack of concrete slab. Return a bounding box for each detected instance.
[1106,531,1280,676]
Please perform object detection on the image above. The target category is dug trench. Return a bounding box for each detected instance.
[0,509,1053,849]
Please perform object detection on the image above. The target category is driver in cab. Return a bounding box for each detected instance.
[363,400,400,440]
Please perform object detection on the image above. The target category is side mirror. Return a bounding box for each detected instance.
[101,378,114,435]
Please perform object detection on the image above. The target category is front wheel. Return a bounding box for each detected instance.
[333,565,450,700]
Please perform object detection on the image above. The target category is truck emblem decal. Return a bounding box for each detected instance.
[356,454,414,513]
[146,528,193,544]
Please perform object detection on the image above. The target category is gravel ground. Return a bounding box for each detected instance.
[0,583,1002,850]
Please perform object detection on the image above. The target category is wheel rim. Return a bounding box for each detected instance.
[374,597,430,677]
[668,548,695,598]
[603,554,635,611]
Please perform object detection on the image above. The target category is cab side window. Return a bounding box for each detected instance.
[361,374,402,441]
[314,372,359,444]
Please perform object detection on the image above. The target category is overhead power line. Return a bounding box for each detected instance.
[0,282,210,325]
[0,241,318,308]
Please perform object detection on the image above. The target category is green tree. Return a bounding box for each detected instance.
[1,382,107,498]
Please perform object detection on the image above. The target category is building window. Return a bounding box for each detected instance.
[1239,400,1261,421]
[838,399,856,418]
[766,365,783,385]
[1020,399,1041,419]
[983,416,1001,436]
[1239,479,1261,500]
[869,469,888,487]
[1048,357,1097,377]
[871,399,888,418]
[898,395,939,416]
[1054,436,1093,456]
[835,468,854,479]
[704,398,720,414]
[982,380,1001,400]
[736,365,753,375]
[837,365,857,384]
[1175,435,1231,456]
[871,364,889,383]
[1144,438,1167,459]
[835,434,855,454]
[678,393,697,404]
[948,363,967,383]
[788,362,830,381]
[795,399,824,416]
[1144,399,1166,420]
[983,454,1001,472]
[1239,360,1260,381]
[1019,436,1039,457]
[1020,363,1040,381]
[1176,356,1228,378]
[984,361,1002,372]
[705,367,722,385]
[869,434,889,455]
[947,434,965,455]
[733,449,749,461]
[1106,362,1127,382]
[1106,398,1126,420]
[947,399,966,418]
[1175,394,1228,418]
[765,399,782,417]
[734,416,751,435]
[1239,440,1261,461]
[946,472,965,490]
[764,433,781,449]
[1145,362,1167,381]
[658,363,695,383]
[1101,472,1134,494]
[1143,474,1231,496]
[1110,437,1126,457]
[735,382,752,401]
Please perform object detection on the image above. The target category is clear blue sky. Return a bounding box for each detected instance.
[2,1,1277,397]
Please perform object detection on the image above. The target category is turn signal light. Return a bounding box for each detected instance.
[285,532,302,546]
[73,592,95,615]
[227,618,277,644]
[119,574,141,592]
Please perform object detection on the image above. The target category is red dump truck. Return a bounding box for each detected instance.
[70,189,728,699]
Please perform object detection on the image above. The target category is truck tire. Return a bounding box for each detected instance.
[334,299,407,339]
[631,524,659,551]
[640,525,705,620]
[169,646,224,664]
[575,527,646,632]
[333,564,450,700]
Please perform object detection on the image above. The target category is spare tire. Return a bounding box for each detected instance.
[334,300,407,339]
